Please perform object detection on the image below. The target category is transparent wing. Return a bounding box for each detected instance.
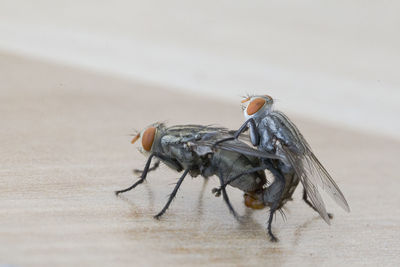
[272,111,350,218]
[306,152,350,212]
[214,140,282,160]
[165,124,280,161]
[189,127,281,160]
[281,145,331,224]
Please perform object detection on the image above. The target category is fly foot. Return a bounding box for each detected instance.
[269,234,279,242]
[267,228,279,242]
[211,187,222,197]
[153,213,163,220]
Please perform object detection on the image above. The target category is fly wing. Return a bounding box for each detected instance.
[305,151,350,212]
[272,111,350,215]
[190,127,281,160]
[214,140,282,160]
[281,145,331,224]
[166,125,280,161]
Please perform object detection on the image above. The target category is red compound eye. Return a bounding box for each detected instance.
[141,127,156,151]
[246,98,266,115]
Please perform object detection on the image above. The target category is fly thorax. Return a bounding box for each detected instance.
[259,130,275,153]
[160,135,180,154]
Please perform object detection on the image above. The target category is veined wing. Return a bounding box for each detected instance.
[214,140,282,160]
[281,145,331,224]
[190,127,281,160]
[273,111,350,217]
[165,124,280,161]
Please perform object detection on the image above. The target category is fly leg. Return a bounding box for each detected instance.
[266,205,279,242]
[302,189,333,219]
[212,119,249,147]
[217,172,240,220]
[212,166,268,196]
[116,153,181,195]
[212,137,235,148]
[213,118,259,147]
[263,166,286,242]
[133,160,160,175]
[115,154,156,195]
[154,169,190,219]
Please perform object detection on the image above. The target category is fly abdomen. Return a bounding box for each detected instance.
[214,150,266,193]
[278,172,300,209]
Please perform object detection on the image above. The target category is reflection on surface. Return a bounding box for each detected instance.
[293,216,319,246]
[195,178,209,220]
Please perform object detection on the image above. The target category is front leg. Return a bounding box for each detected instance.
[133,160,160,175]
[246,118,260,146]
[115,153,180,195]
[263,165,286,242]
[213,118,259,147]
[115,153,156,195]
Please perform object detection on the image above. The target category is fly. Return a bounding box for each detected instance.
[214,95,350,241]
[115,123,279,220]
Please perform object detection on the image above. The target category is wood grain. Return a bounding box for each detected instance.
[1,53,399,266]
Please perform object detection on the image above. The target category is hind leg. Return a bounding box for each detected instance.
[263,165,286,242]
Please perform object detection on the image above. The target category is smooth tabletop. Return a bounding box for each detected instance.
[1,54,399,266]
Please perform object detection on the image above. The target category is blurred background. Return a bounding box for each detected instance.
[1,0,399,138]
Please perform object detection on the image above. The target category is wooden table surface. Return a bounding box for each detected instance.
[1,53,399,266]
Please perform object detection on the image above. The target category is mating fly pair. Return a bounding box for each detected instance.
[116,95,350,242]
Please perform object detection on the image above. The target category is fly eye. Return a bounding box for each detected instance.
[141,127,156,151]
[246,98,266,115]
